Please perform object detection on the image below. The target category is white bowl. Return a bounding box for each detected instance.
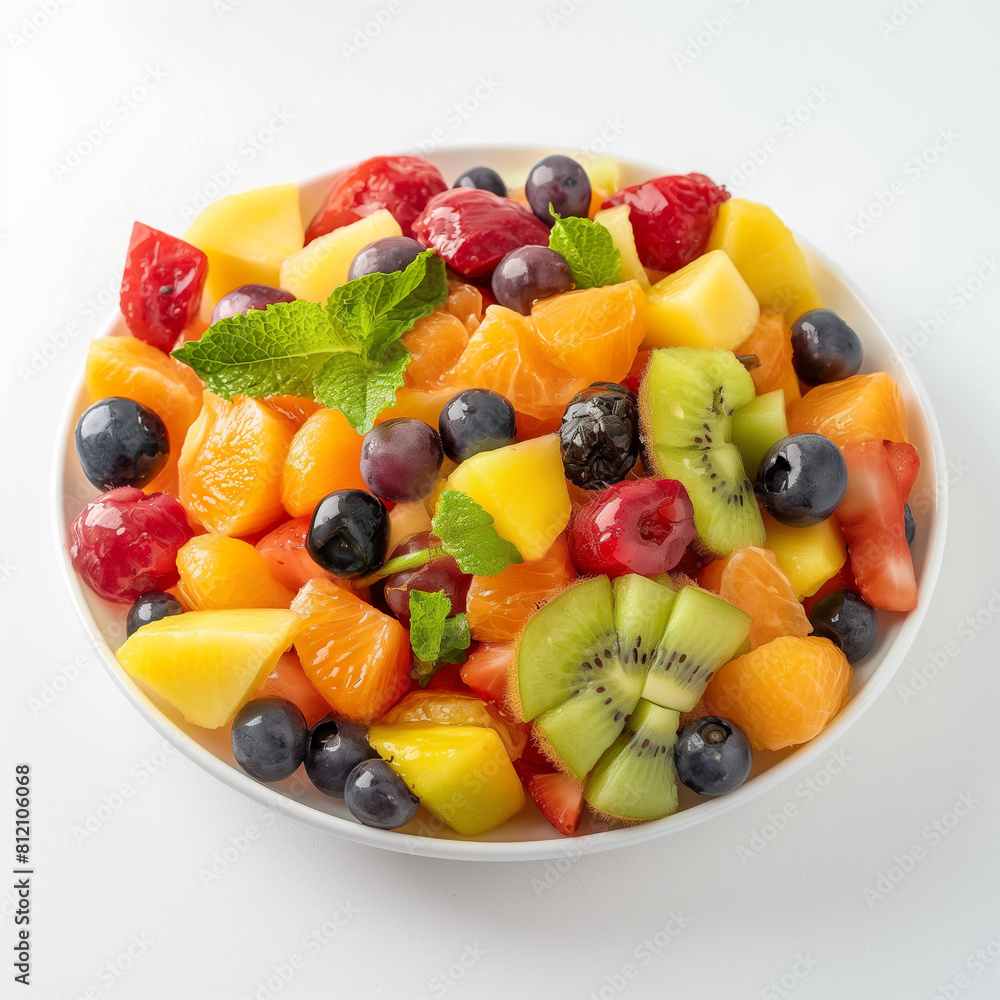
[53,147,948,861]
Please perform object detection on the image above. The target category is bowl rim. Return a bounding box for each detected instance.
[51,147,948,862]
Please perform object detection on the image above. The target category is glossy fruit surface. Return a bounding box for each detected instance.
[453,165,506,197]
[360,418,443,502]
[383,531,470,626]
[809,590,878,664]
[402,311,471,391]
[304,717,378,797]
[559,383,640,489]
[443,278,485,333]
[788,372,909,447]
[231,697,308,782]
[460,642,514,703]
[761,509,847,601]
[524,154,592,224]
[567,478,696,577]
[125,592,183,637]
[307,490,390,578]
[756,433,848,527]
[291,579,410,723]
[704,635,851,751]
[211,284,295,323]
[527,770,584,836]
[791,309,863,384]
[466,537,576,641]
[75,396,169,491]
[602,173,729,272]
[674,716,752,796]
[345,758,420,829]
[491,245,573,314]
[255,652,332,727]
[119,222,208,352]
[305,155,446,242]
[411,188,551,278]
[256,518,348,593]
[176,534,294,610]
[736,309,801,406]
[884,440,920,500]
[347,235,425,279]
[70,488,193,603]
[438,389,516,462]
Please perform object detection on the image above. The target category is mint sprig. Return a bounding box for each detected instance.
[432,490,523,577]
[408,589,471,687]
[549,210,622,289]
[172,251,447,433]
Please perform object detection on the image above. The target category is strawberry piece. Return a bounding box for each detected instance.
[459,642,514,704]
[305,155,446,243]
[423,663,471,693]
[883,441,920,501]
[527,771,584,836]
[838,441,917,611]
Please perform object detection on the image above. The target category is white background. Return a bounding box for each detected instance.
[2,1,1000,997]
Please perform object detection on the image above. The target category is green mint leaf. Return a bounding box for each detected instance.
[408,589,452,662]
[313,340,410,434]
[431,490,523,576]
[549,212,622,289]
[437,614,471,664]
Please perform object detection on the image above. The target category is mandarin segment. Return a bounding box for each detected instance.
[737,309,801,406]
[402,310,470,390]
[176,534,294,611]
[789,372,909,447]
[444,278,484,333]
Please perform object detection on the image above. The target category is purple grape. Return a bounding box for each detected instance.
[347,236,425,280]
[360,419,443,502]
[383,531,471,625]
[525,154,592,225]
[491,246,573,315]
[211,284,295,323]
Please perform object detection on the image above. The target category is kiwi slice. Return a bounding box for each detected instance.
[613,573,678,670]
[640,347,765,555]
[731,389,788,480]
[641,586,752,713]
[584,699,681,821]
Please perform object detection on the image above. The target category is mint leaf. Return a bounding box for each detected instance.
[549,212,622,288]
[432,490,523,576]
[408,590,471,687]
[313,340,411,434]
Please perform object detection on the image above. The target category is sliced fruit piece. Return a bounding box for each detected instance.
[184,184,303,307]
[706,198,823,323]
[736,308,801,407]
[704,635,851,751]
[280,209,402,301]
[465,537,576,641]
[883,440,920,501]
[444,278,484,333]
[261,395,321,427]
[178,392,296,535]
[377,387,454,429]
[731,389,788,479]
[254,651,331,727]
[593,205,650,289]
[368,722,525,836]
[528,770,584,836]
[644,250,760,351]
[838,441,917,611]
[445,434,571,561]
[402,310,471,390]
[387,501,433,553]
[801,561,857,617]
[177,534,294,610]
[460,642,514,704]
[116,609,299,729]
[788,372,909,447]
[762,509,847,600]
[290,579,410,723]
[640,586,752,712]
[584,156,621,196]
[256,517,361,594]
[584,699,680,821]
[613,573,678,669]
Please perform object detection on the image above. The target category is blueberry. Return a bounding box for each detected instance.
[559,383,640,489]
[74,396,169,491]
[809,590,878,664]
[904,503,916,546]
[756,433,848,527]
[491,245,573,315]
[231,698,308,782]
[307,489,390,578]
[305,718,378,798]
[674,716,752,796]
[790,308,863,385]
[347,236,425,280]
[453,165,507,198]
[125,591,183,637]
[438,389,516,463]
[344,758,419,829]
[525,154,592,225]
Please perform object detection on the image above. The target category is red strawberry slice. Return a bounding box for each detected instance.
[838,441,917,611]
[527,771,584,837]
[459,642,514,704]
[883,441,920,501]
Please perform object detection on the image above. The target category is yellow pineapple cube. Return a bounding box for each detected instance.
[762,509,846,600]
[594,205,650,290]
[584,156,622,196]
[644,249,760,350]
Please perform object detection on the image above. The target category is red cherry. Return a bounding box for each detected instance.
[567,478,696,578]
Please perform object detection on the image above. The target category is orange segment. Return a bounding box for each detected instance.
[254,651,332,727]
[789,372,908,447]
[466,537,576,641]
[444,278,484,333]
[178,392,296,536]
[402,310,470,390]
[736,309,801,407]
[529,280,647,385]
[177,534,294,610]
[704,636,851,750]
[261,395,321,428]
[290,579,410,723]
[280,407,367,518]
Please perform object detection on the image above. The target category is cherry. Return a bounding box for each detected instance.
[566,478,696,578]
[69,487,193,603]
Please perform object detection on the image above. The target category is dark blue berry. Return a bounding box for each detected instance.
[790,308,863,385]
[559,383,640,489]
[674,716,752,796]
[438,389,516,463]
[525,154,591,225]
[305,718,378,798]
[347,236,424,280]
[125,591,183,637]
[231,698,308,782]
[74,396,169,491]
[491,245,573,315]
[344,758,419,829]
[453,166,507,198]
[307,490,390,578]
[904,503,916,546]
[756,433,848,527]
[809,590,878,664]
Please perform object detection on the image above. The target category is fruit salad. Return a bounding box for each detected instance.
[67,151,921,839]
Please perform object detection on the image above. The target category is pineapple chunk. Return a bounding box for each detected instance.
[280,209,402,301]
[584,156,622,196]
[762,510,846,600]
[184,184,303,307]
[445,434,570,561]
[644,249,760,350]
[706,198,823,324]
[594,205,650,290]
